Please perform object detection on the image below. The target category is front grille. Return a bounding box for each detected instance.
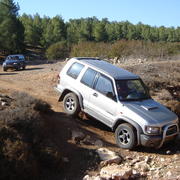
[166,125,177,136]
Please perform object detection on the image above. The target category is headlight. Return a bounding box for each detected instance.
[145,126,160,135]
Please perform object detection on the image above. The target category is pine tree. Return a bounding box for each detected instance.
[94,21,108,42]
[0,0,24,53]
[41,15,66,48]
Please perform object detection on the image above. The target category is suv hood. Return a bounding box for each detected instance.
[123,99,178,126]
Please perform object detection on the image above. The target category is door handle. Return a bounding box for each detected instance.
[93,92,98,97]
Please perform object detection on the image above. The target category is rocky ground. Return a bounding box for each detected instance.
[0,59,180,179]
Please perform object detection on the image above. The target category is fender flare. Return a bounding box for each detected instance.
[112,117,143,145]
[59,88,84,109]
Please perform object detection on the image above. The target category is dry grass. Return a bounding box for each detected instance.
[124,61,180,88]
[0,92,63,180]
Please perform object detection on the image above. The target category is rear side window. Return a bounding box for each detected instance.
[81,68,97,87]
[67,62,84,79]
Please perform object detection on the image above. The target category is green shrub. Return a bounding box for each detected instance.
[46,41,69,60]
[109,40,132,59]
[70,41,111,58]
[70,40,180,61]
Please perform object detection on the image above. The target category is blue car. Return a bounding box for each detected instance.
[2,54,26,71]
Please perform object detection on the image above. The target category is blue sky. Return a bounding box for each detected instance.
[15,0,180,27]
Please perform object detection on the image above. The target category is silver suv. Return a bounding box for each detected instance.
[55,57,179,149]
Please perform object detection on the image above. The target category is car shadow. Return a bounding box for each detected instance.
[24,67,44,71]
[0,72,18,75]
[77,115,112,132]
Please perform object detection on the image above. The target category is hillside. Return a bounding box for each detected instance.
[0,59,180,179]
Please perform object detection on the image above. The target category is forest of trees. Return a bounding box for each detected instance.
[20,15,180,47]
[0,0,180,59]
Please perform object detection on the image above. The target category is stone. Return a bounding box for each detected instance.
[83,175,90,180]
[166,150,171,155]
[100,158,122,167]
[100,164,132,180]
[126,156,133,160]
[82,135,95,145]
[94,140,103,147]
[166,171,172,177]
[1,101,7,106]
[134,161,150,172]
[96,148,122,166]
[83,175,101,180]
[83,175,92,180]
[132,168,147,178]
[144,156,151,163]
[173,154,180,161]
[160,158,165,162]
[71,130,85,144]
[130,159,141,165]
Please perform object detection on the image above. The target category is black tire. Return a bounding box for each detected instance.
[16,66,20,71]
[3,67,7,71]
[63,92,80,116]
[115,123,136,149]
[22,65,26,70]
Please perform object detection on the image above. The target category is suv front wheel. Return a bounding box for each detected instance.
[63,92,80,116]
[115,123,136,149]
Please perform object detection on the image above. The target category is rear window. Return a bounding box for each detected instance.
[81,68,97,87]
[67,62,84,79]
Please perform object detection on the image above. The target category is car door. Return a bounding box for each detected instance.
[79,67,98,110]
[87,73,118,127]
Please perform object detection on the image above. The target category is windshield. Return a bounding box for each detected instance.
[116,79,151,101]
[6,56,24,61]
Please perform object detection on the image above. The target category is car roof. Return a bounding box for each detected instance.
[72,57,139,80]
[7,54,24,57]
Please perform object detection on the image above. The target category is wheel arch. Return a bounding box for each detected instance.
[113,118,143,145]
[59,88,84,109]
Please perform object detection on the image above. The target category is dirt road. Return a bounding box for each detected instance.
[0,63,62,110]
[0,61,180,179]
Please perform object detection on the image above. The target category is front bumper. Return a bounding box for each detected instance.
[3,64,20,69]
[140,124,179,148]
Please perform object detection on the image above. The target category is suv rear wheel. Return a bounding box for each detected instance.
[3,67,7,71]
[63,92,80,116]
[115,123,136,149]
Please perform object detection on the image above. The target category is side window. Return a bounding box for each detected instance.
[95,75,115,100]
[81,68,97,87]
[67,62,84,79]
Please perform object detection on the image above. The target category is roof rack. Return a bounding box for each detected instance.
[75,57,101,61]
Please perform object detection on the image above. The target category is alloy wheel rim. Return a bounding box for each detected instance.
[65,97,75,111]
[118,129,130,145]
